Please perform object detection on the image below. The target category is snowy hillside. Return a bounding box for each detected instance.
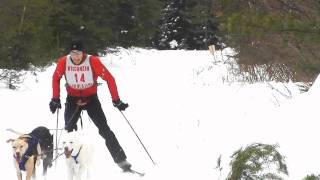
[1,48,319,180]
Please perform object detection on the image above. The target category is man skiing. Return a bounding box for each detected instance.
[49,40,132,171]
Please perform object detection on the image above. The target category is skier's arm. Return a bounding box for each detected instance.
[90,56,120,101]
[52,57,66,99]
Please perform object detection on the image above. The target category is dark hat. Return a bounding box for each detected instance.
[70,40,85,52]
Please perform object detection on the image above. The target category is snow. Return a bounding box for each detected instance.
[1,48,319,180]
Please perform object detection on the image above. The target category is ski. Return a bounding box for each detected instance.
[123,168,145,177]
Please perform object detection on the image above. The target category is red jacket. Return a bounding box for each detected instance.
[52,54,120,101]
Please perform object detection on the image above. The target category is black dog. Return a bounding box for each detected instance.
[30,126,54,175]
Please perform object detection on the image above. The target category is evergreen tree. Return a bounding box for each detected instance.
[303,174,320,180]
[228,143,288,180]
[49,0,119,55]
[112,0,136,47]
[187,0,219,49]
[156,0,192,49]
[49,0,162,53]
[155,0,219,50]
[0,0,54,70]
[0,0,53,88]
[112,0,162,47]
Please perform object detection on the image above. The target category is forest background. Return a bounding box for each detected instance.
[1,0,320,87]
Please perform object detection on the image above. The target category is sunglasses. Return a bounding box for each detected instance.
[70,50,83,55]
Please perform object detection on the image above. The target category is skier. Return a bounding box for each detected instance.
[49,40,132,171]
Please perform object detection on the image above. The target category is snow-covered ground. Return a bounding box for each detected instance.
[1,48,319,179]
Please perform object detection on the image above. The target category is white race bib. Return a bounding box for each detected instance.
[65,55,94,90]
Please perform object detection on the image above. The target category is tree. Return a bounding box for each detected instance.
[155,0,189,49]
[0,0,54,88]
[213,0,320,82]
[0,69,26,89]
[154,0,219,50]
[49,0,162,54]
[48,0,119,55]
[227,143,288,180]
[0,0,54,69]
[112,0,162,47]
[303,174,320,180]
[186,0,220,49]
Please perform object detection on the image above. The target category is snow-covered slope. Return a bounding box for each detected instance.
[1,48,319,180]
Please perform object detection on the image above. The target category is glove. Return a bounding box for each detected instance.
[49,98,61,113]
[113,99,128,111]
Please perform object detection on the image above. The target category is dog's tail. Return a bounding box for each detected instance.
[6,128,24,135]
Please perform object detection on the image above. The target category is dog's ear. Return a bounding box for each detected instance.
[6,139,15,143]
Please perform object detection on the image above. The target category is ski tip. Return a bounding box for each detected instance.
[137,172,145,177]
[123,169,145,177]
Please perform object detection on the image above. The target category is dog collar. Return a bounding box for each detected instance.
[71,146,82,164]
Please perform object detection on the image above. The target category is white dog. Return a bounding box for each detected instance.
[61,131,94,180]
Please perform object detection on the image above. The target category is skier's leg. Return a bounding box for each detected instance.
[64,96,81,132]
[86,97,127,163]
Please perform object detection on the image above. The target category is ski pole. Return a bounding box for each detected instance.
[55,109,59,168]
[119,110,156,165]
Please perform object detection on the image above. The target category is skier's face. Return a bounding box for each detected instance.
[70,50,83,65]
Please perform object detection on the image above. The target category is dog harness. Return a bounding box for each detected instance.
[14,154,31,171]
[17,134,39,171]
[71,146,83,164]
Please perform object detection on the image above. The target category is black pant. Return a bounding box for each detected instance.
[64,94,127,163]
